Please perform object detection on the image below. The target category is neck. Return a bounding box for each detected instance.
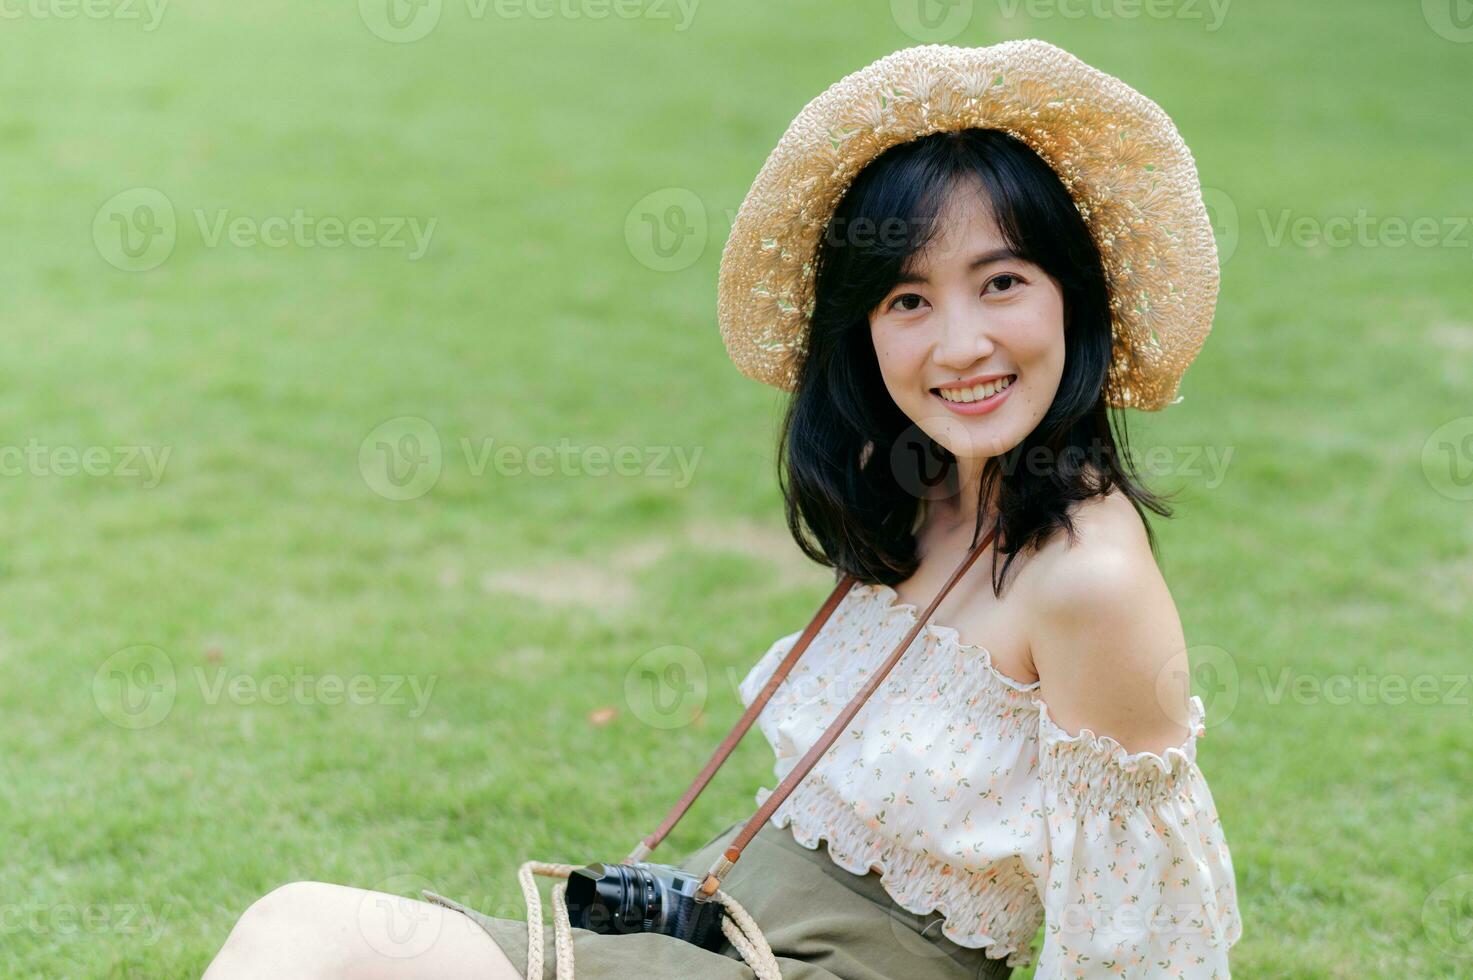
[926,456,994,534]
[955,456,986,519]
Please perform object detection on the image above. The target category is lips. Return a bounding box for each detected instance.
[931,374,1016,417]
[933,374,1015,404]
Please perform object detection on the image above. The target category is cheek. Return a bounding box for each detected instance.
[870,323,928,389]
[1013,293,1067,375]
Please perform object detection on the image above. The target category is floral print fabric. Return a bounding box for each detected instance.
[736,581,1242,976]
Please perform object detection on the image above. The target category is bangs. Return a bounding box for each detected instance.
[812,128,1086,332]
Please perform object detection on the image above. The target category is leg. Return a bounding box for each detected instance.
[203,880,527,980]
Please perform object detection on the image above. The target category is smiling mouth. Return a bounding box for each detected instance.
[931,374,1016,404]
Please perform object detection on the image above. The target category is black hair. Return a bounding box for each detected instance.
[777,127,1173,596]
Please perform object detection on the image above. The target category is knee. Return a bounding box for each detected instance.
[246,880,342,927]
[205,881,345,979]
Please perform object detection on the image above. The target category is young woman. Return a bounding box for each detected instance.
[204,40,1242,979]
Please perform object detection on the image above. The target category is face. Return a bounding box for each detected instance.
[868,178,1066,466]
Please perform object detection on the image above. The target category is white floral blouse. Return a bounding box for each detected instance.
[736,579,1243,976]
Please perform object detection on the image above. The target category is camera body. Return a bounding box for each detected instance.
[563,859,727,952]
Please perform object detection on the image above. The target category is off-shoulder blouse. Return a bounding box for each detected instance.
[736,579,1243,976]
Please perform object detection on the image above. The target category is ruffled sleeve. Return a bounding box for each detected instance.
[736,629,802,708]
[1027,694,1242,978]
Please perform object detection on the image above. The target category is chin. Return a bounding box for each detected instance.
[946,432,1022,461]
[910,408,1026,462]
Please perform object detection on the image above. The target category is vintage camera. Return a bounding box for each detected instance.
[563,859,727,951]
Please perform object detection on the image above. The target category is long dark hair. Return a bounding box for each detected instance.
[777,127,1173,596]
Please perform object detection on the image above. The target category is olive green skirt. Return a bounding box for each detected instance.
[423,818,1016,980]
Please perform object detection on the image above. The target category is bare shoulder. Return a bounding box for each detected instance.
[1023,488,1156,594]
[1020,487,1192,756]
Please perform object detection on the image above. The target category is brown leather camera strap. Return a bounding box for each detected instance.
[624,569,860,864]
[693,525,996,898]
[624,524,999,898]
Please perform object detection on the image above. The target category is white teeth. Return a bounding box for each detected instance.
[937,375,1014,403]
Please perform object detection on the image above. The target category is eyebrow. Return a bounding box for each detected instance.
[893,248,1022,286]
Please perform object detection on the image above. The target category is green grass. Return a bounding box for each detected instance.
[1,1,1469,976]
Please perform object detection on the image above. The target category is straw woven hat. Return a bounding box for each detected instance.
[716,39,1217,411]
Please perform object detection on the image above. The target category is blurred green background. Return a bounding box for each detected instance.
[1,0,1470,976]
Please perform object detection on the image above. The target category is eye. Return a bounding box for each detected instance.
[886,292,928,313]
[984,273,1025,295]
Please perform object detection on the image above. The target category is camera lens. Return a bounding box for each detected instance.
[565,862,666,935]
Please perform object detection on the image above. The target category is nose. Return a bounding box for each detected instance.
[931,301,995,372]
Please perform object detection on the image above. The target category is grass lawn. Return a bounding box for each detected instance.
[1,0,1469,976]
